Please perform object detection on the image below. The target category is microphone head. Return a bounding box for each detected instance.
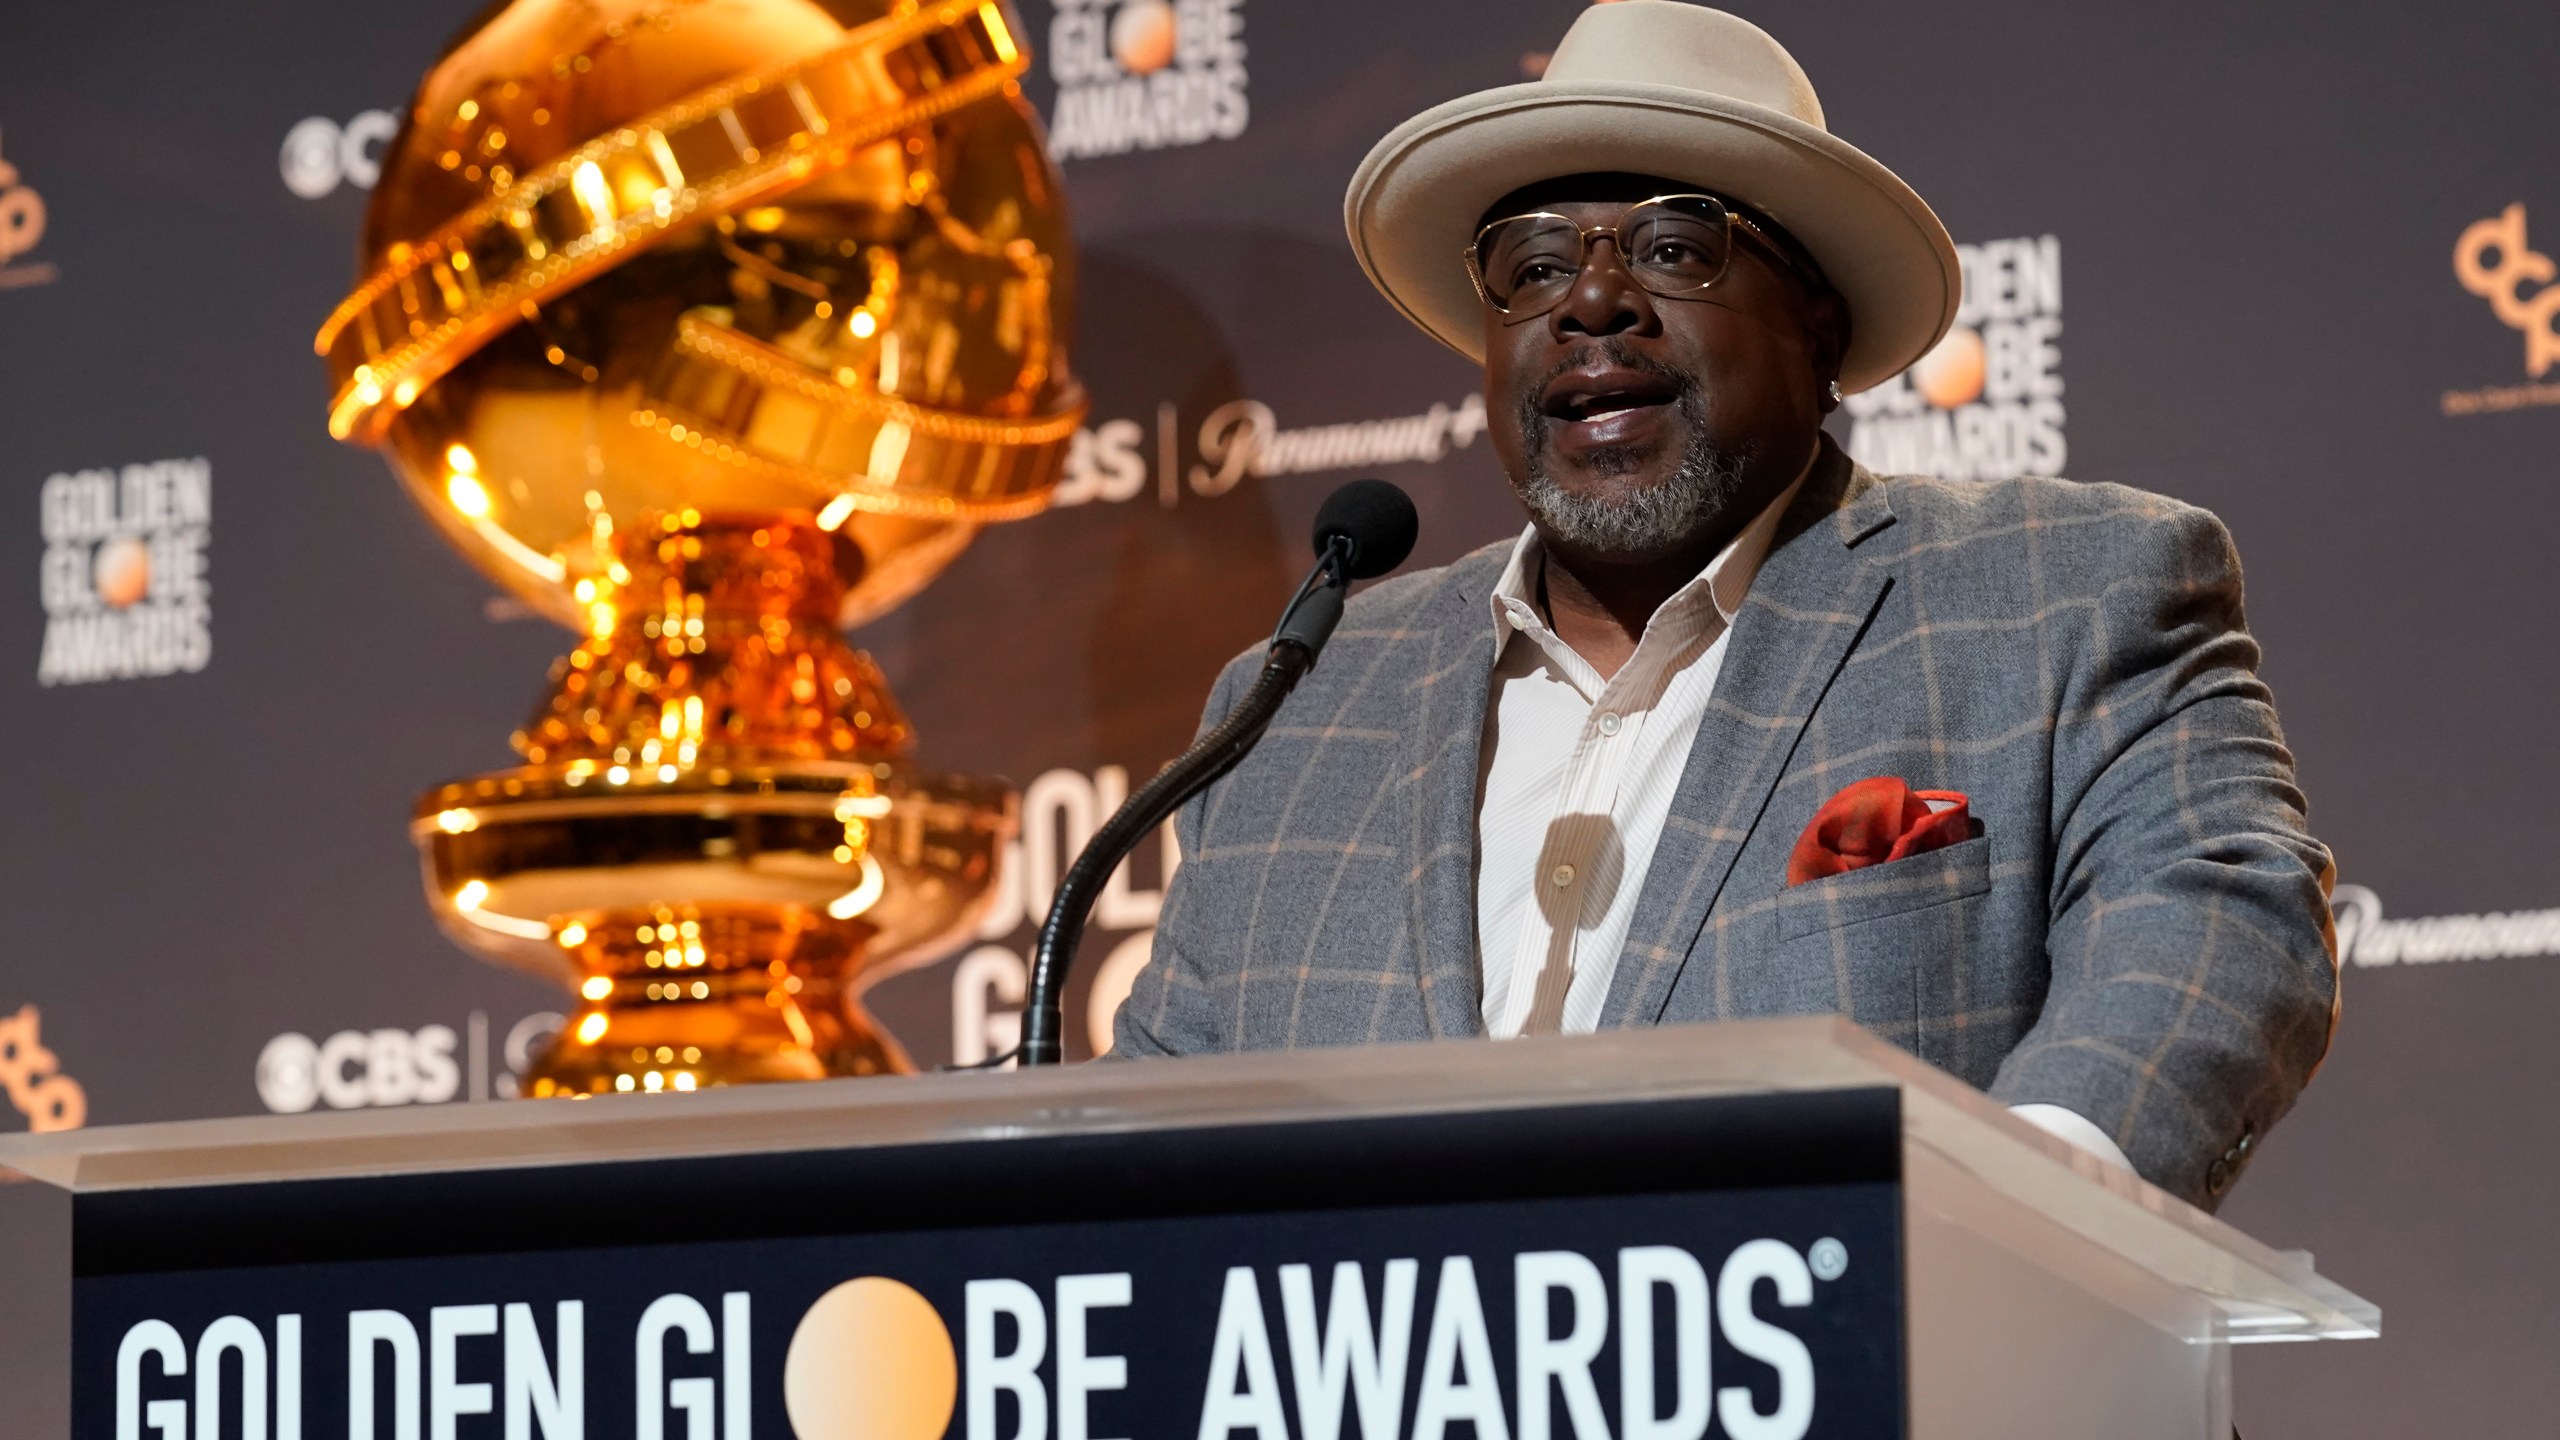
[1311,479,1418,581]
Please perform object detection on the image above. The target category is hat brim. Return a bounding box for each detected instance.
[1344,80,1960,394]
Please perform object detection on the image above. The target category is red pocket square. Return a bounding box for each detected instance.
[1786,776,1974,886]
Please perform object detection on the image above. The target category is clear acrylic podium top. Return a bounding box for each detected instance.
[0,1015,2374,1345]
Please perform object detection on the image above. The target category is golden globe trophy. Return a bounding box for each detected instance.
[316,0,1081,1094]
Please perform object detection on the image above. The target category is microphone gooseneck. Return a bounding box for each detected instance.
[1012,479,1418,1067]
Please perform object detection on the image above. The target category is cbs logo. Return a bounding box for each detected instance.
[257,1026,460,1112]
[254,1013,560,1112]
[279,110,399,200]
[2454,203,2560,378]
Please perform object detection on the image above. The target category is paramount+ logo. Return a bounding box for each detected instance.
[2444,202,2560,417]
[1049,393,1488,513]
[109,1240,1843,1439]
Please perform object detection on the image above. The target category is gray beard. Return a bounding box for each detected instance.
[1512,381,1760,557]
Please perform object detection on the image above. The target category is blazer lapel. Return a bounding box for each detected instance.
[1401,547,1506,1039]
[1600,441,1900,1026]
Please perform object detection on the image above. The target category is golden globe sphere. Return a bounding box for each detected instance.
[320,0,1079,624]
[319,0,1081,1091]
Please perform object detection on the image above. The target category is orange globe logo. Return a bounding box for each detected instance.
[1910,325,1985,410]
[92,536,151,609]
[1111,0,1177,74]
[784,1277,959,1440]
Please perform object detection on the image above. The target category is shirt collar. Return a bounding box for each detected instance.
[1488,456,1812,651]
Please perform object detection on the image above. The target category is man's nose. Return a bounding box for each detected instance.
[1550,236,1656,341]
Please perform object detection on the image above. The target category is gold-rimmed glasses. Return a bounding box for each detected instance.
[1464,192,1815,318]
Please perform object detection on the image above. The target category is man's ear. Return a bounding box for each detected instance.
[1809,290,1851,402]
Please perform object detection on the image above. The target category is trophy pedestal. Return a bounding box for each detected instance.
[528,907,908,1089]
[417,760,1012,1092]
[410,517,1012,1094]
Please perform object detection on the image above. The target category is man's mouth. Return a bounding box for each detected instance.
[1538,365,1684,446]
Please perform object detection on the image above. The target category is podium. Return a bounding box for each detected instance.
[0,1017,2373,1440]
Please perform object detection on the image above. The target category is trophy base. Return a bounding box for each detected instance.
[413,759,1013,1095]
[520,905,912,1095]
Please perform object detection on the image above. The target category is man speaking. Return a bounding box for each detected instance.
[1113,1,2337,1210]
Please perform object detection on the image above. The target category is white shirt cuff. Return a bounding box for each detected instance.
[2008,1103,2135,1172]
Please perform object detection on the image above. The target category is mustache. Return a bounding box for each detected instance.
[1512,338,1699,442]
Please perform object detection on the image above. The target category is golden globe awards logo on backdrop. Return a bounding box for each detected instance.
[2443,201,2560,417]
[1045,0,1249,161]
[35,458,213,685]
[1842,234,2064,481]
[0,1004,87,1132]
[951,765,1176,1065]
[0,126,56,292]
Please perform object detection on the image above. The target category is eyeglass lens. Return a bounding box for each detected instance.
[1474,196,1735,313]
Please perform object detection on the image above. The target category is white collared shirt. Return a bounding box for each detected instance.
[1474,474,1802,1038]
[1471,473,2133,1173]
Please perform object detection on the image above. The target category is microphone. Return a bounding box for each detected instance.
[1316,477,1423,578]
[1276,478,1423,655]
[1013,478,1419,1067]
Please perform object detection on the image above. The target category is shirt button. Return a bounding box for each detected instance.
[1597,713,1623,736]
[1550,864,1577,887]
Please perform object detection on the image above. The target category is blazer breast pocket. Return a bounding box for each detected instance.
[1773,835,1994,941]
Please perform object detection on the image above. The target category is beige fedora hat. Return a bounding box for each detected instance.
[1343,1,1959,394]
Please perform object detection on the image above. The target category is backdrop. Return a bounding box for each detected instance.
[6,1,2558,1433]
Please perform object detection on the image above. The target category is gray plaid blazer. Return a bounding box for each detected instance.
[1115,437,2338,1208]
